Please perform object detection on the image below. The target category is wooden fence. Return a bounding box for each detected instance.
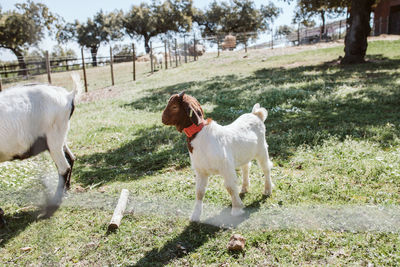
[0,19,349,92]
[0,34,201,92]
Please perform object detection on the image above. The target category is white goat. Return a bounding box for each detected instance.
[152,53,164,69]
[162,92,273,222]
[0,73,82,219]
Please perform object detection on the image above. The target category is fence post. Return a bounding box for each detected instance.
[164,41,168,69]
[45,51,52,84]
[193,34,197,61]
[217,37,220,57]
[109,46,115,86]
[0,74,2,92]
[3,65,7,78]
[244,33,248,53]
[168,41,172,67]
[271,29,274,49]
[150,42,154,73]
[174,38,178,67]
[178,40,181,64]
[132,43,136,81]
[297,24,300,46]
[81,47,88,93]
[184,35,187,63]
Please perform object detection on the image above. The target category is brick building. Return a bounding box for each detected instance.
[373,0,400,35]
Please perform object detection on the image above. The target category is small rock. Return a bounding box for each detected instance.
[98,186,107,193]
[74,185,86,193]
[21,247,32,252]
[85,242,97,249]
[227,233,245,252]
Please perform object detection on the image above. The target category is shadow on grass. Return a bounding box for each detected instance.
[133,196,266,267]
[74,125,190,186]
[125,56,400,157]
[76,56,400,185]
[0,210,39,248]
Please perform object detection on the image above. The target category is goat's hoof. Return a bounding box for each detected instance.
[263,186,273,196]
[240,187,248,194]
[262,191,272,198]
[231,207,245,217]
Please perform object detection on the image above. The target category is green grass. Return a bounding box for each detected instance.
[1,40,400,266]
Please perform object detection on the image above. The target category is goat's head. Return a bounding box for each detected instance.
[162,91,204,132]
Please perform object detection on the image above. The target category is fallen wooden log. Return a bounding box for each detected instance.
[108,189,129,231]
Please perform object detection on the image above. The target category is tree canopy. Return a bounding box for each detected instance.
[194,0,280,47]
[123,0,193,53]
[57,10,123,66]
[0,0,58,74]
[283,0,379,64]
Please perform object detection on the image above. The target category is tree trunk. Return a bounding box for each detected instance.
[320,10,326,39]
[341,0,375,64]
[90,46,98,67]
[144,36,151,54]
[10,48,28,76]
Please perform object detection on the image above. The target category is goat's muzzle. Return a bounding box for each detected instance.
[161,112,169,125]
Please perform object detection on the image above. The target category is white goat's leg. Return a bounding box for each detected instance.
[257,143,273,196]
[46,128,71,207]
[190,171,209,222]
[240,162,251,194]
[63,144,75,190]
[221,167,244,217]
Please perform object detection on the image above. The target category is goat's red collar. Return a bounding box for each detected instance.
[183,121,205,138]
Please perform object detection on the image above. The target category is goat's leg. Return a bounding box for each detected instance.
[257,143,273,196]
[44,131,71,216]
[63,144,75,190]
[221,167,244,216]
[190,171,209,222]
[240,162,251,194]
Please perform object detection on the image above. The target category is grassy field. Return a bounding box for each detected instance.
[1,39,400,266]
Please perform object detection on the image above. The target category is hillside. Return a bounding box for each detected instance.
[1,39,400,266]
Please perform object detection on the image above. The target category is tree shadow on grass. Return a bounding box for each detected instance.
[0,210,39,248]
[125,56,400,159]
[132,196,266,267]
[76,56,400,186]
[74,125,190,186]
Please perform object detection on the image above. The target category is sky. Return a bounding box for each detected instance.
[0,0,298,61]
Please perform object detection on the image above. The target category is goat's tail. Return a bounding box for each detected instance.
[66,72,83,118]
[252,103,268,122]
[70,72,83,101]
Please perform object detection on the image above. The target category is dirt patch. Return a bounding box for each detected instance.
[368,34,400,41]
[77,86,123,104]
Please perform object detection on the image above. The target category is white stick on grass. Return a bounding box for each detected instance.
[108,189,129,231]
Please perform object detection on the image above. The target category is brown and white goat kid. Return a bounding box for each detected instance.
[162,92,273,222]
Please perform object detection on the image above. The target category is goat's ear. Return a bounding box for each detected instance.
[182,96,203,125]
[178,91,185,99]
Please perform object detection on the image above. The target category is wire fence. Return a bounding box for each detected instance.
[0,36,201,92]
[0,18,349,92]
